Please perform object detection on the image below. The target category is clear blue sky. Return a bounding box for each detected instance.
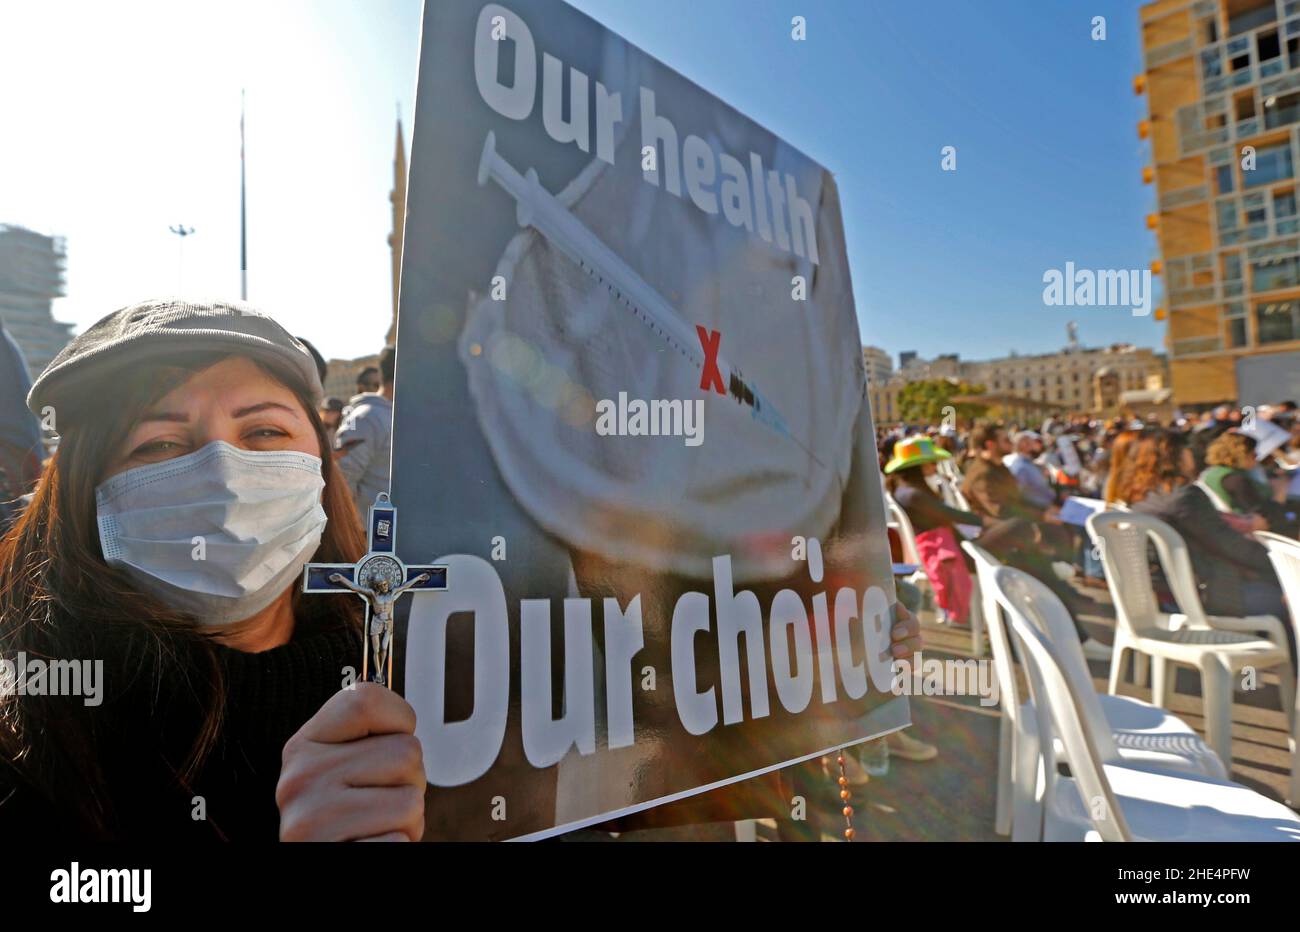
[2,0,1155,365]
[565,0,1156,365]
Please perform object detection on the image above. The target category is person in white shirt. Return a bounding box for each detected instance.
[1002,429,1055,510]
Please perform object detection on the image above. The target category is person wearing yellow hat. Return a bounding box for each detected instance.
[885,436,976,625]
[880,435,982,764]
[883,434,954,475]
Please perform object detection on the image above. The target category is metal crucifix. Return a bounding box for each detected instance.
[303,492,447,688]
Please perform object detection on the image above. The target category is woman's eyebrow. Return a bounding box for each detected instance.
[140,410,188,423]
[232,401,300,419]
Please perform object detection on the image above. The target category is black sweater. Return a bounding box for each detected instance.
[1133,485,1275,618]
[0,615,360,841]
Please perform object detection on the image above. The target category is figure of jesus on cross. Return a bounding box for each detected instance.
[303,492,447,688]
[328,571,431,691]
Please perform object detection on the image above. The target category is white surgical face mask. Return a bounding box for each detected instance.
[96,440,327,626]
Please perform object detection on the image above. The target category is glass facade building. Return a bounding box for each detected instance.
[1142,0,1300,403]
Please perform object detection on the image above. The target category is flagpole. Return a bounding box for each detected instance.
[240,89,248,301]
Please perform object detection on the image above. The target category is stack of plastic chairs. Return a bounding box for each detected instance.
[994,564,1300,841]
[963,541,1226,839]
[1255,530,1300,805]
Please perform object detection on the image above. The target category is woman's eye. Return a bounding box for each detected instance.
[131,440,184,458]
[248,427,289,440]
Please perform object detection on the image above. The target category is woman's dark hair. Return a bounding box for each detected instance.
[0,350,365,837]
[296,336,328,385]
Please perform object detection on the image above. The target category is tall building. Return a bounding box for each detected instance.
[1139,0,1300,406]
[385,115,407,347]
[0,225,73,379]
[900,352,963,381]
[862,345,893,385]
[964,343,1166,410]
[322,353,379,403]
[864,341,1167,426]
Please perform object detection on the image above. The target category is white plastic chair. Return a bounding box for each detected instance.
[967,542,1228,839]
[937,472,972,513]
[962,541,1029,837]
[1255,530,1300,805]
[998,566,1300,842]
[1090,506,1291,682]
[936,455,963,486]
[935,473,981,547]
[1086,510,1294,769]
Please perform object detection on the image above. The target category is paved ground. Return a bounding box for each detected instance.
[585,577,1297,842]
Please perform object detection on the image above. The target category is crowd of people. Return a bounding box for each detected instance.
[877,403,1300,668]
[1,295,1295,840]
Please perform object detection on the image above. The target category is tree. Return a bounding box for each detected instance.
[896,378,988,425]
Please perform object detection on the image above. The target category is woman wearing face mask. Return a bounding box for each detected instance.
[0,299,426,841]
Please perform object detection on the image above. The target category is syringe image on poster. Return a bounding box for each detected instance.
[390,0,906,840]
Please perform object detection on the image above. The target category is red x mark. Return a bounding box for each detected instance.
[696,325,725,395]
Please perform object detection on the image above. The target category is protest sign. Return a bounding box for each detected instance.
[390,0,906,840]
